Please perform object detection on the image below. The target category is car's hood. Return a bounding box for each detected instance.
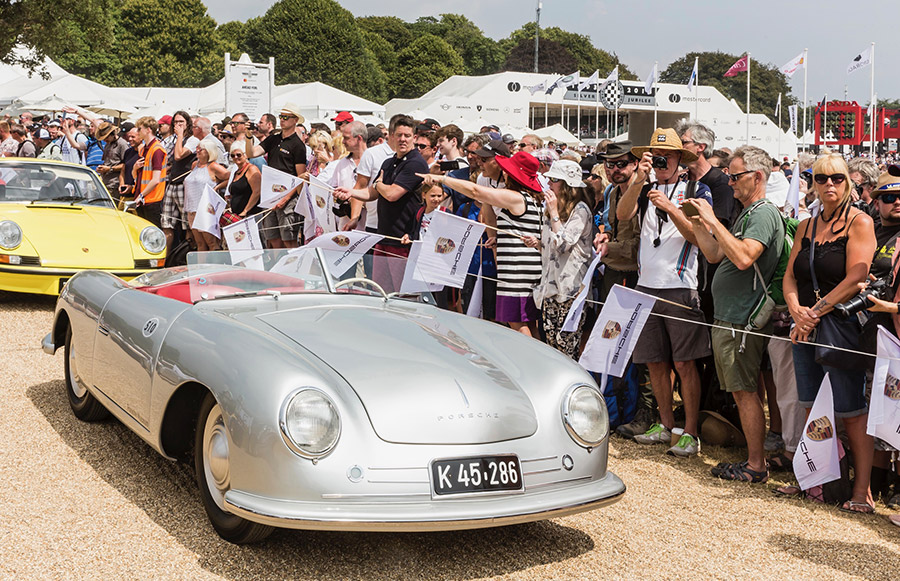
[258,304,538,445]
[2,204,136,268]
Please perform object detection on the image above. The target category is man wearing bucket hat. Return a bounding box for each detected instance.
[616,128,714,457]
[250,102,308,248]
[96,122,129,197]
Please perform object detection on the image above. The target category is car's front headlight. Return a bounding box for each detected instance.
[562,384,609,448]
[0,220,22,250]
[139,226,166,254]
[280,388,341,459]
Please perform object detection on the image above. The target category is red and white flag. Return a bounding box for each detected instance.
[793,374,841,490]
[867,326,900,450]
[724,54,748,77]
[579,285,656,377]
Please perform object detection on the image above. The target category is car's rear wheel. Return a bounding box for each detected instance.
[64,327,109,421]
[194,391,274,544]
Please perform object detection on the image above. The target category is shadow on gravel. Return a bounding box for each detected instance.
[0,290,56,310]
[769,533,900,579]
[28,380,595,580]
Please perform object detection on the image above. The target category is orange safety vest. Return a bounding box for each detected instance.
[138,139,168,204]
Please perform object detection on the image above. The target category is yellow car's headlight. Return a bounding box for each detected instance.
[140,226,165,254]
[0,220,22,250]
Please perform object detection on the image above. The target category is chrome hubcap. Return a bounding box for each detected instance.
[68,341,87,398]
[203,403,230,511]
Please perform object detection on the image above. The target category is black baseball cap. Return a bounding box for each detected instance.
[475,139,511,158]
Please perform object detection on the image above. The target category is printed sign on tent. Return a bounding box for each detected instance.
[191,185,227,238]
[413,211,486,288]
[259,165,302,209]
[793,374,841,490]
[867,326,900,450]
[306,230,384,277]
[579,285,656,377]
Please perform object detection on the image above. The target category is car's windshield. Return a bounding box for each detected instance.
[0,162,114,207]
[129,248,435,305]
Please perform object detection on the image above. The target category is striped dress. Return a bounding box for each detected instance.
[495,193,543,322]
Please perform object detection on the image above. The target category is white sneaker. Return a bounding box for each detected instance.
[667,433,700,457]
[633,423,672,445]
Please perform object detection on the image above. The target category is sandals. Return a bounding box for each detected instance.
[773,485,802,497]
[840,500,875,515]
[767,453,794,473]
[712,461,769,483]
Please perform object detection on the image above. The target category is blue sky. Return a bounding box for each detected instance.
[202,0,897,105]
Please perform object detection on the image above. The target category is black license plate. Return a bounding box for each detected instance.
[431,455,523,496]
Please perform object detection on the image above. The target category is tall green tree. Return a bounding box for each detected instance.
[503,38,576,75]
[356,16,414,52]
[660,52,795,116]
[245,0,387,103]
[0,0,119,78]
[113,0,224,87]
[389,34,465,99]
[407,15,504,76]
[501,23,635,79]
[217,21,249,58]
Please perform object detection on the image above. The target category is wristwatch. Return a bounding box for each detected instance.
[551,215,560,223]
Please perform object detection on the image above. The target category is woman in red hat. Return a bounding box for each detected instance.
[419,150,544,336]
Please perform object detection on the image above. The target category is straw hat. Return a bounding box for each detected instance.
[699,410,746,447]
[631,128,698,163]
[873,170,900,198]
[279,102,305,124]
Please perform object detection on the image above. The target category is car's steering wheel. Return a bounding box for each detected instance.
[333,277,388,300]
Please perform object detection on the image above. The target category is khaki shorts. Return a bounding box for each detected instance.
[711,320,770,393]
[632,286,711,364]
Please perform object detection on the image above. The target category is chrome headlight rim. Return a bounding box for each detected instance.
[279,387,341,460]
[139,226,166,255]
[561,382,609,448]
[0,220,23,251]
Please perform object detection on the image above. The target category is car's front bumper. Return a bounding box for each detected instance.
[224,471,625,532]
[0,265,155,295]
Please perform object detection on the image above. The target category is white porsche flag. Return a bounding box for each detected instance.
[562,252,604,332]
[191,184,226,238]
[414,211,486,288]
[794,374,841,490]
[579,285,656,377]
[270,247,317,276]
[259,165,302,209]
[401,241,442,294]
[785,163,801,218]
[465,264,483,318]
[867,326,900,450]
[306,230,384,277]
[297,174,336,240]
[222,215,264,265]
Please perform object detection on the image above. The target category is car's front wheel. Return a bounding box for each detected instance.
[194,391,274,544]
[64,327,109,421]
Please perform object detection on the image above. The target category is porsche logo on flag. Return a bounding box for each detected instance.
[885,374,900,400]
[601,321,622,340]
[435,237,456,254]
[806,416,834,441]
[331,234,350,247]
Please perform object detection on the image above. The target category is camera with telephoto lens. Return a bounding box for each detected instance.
[247,122,257,132]
[833,276,892,318]
[652,155,669,169]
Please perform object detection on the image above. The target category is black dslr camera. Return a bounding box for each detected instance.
[652,155,669,169]
[834,277,892,318]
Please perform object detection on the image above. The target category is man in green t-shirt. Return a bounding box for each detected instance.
[684,145,784,484]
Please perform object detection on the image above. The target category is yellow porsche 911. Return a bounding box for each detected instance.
[0,158,166,295]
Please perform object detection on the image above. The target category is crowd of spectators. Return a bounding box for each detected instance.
[6,104,900,526]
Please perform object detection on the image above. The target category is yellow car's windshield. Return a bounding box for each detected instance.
[0,162,114,208]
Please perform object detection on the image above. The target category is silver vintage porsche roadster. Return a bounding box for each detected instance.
[43,248,624,543]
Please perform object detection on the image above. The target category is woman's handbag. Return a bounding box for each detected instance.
[807,215,869,370]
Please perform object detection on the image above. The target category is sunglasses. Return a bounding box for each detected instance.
[278,114,297,120]
[813,173,846,185]
[414,143,431,150]
[880,193,900,204]
[727,170,754,182]
[231,152,245,158]
[548,177,562,183]
[605,160,632,169]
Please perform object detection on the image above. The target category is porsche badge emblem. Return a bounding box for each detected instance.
[805,416,834,441]
[82,247,89,253]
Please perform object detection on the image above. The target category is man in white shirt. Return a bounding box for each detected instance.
[194,116,226,163]
[350,125,394,233]
[329,121,368,230]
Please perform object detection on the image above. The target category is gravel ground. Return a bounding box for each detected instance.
[2,290,899,580]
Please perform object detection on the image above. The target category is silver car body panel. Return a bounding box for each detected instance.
[47,261,625,531]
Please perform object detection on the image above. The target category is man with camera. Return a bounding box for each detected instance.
[686,146,784,483]
[616,128,713,456]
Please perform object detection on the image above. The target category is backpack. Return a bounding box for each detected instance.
[740,199,799,306]
[592,363,640,429]
[85,137,105,170]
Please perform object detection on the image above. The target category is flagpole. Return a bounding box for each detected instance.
[823,94,828,150]
[778,93,782,158]
[653,61,659,129]
[613,66,619,139]
[694,56,699,121]
[544,80,548,128]
[576,70,581,141]
[870,42,876,157]
[746,52,751,145]
[595,77,600,141]
[802,48,808,151]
